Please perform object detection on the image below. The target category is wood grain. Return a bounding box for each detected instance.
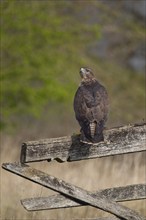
[20,123,146,163]
[21,184,146,211]
[2,163,144,220]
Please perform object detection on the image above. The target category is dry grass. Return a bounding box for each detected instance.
[1,122,146,220]
[1,1,145,219]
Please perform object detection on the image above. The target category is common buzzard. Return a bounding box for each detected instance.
[74,67,108,143]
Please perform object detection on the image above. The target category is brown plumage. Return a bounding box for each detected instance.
[74,67,108,143]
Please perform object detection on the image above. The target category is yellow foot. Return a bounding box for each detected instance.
[80,140,93,145]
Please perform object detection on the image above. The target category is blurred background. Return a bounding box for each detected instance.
[1,0,145,219]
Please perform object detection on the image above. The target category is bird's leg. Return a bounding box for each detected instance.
[80,129,93,145]
[80,129,87,142]
[93,132,110,145]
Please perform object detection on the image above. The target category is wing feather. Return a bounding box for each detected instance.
[74,81,108,141]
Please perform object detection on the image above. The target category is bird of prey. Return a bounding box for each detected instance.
[74,67,108,143]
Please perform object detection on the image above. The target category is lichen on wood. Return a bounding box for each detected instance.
[2,163,145,220]
[20,123,146,163]
[21,184,146,211]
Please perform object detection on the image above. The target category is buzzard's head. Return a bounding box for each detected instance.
[80,67,94,81]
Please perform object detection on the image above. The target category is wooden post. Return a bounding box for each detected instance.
[2,163,144,220]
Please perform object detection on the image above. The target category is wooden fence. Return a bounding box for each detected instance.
[2,123,146,220]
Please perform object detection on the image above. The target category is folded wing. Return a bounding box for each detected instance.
[74,81,108,142]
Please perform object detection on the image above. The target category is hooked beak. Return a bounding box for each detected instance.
[80,68,87,79]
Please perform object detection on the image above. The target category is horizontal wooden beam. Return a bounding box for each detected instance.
[20,123,146,163]
[2,163,144,220]
[21,184,146,211]
[71,218,120,220]
[81,218,121,220]
[93,218,120,220]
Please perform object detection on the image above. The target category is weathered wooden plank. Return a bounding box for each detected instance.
[95,218,120,220]
[2,163,144,220]
[20,123,146,163]
[21,184,146,211]
[95,218,146,220]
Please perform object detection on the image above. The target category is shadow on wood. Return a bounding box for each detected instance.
[2,123,146,220]
[20,123,146,163]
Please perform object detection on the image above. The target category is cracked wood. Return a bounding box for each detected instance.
[2,163,144,220]
[20,123,146,163]
[21,184,146,211]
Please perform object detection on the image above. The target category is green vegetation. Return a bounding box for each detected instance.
[1,2,145,219]
[1,1,101,130]
[1,1,145,131]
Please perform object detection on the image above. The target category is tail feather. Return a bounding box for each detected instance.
[90,122,96,138]
[89,121,104,142]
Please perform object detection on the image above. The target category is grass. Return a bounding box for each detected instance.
[1,131,146,219]
[1,1,145,219]
[1,0,145,131]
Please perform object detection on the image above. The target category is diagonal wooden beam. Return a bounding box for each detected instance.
[20,123,146,163]
[21,184,146,211]
[2,162,144,220]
